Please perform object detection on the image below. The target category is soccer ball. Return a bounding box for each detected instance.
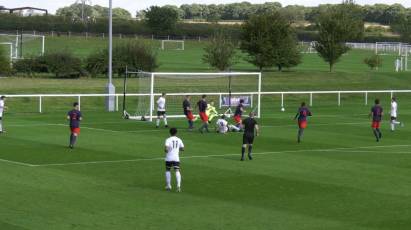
[281,107,285,112]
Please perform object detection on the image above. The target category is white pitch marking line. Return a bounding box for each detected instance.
[0,158,37,167]
[32,144,411,167]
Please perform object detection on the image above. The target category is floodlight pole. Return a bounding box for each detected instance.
[106,0,116,111]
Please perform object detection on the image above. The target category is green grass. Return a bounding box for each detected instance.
[1,36,411,229]
[1,100,411,229]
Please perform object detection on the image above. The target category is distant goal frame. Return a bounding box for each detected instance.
[161,40,185,51]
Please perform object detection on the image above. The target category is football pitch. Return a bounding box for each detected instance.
[1,99,411,230]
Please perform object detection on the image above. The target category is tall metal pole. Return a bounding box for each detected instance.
[106,0,116,111]
[109,0,112,85]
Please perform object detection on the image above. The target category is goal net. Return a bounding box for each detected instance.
[122,72,262,121]
[161,40,185,50]
[375,42,404,56]
[0,34,45,59]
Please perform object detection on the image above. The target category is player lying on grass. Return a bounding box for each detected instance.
[156,93,168,128]
[390,97,404,131]
[67,102,82,149]
[206,100,219,122]
[370,99,383,142]
[241,112,259,161]
[216,115,241,134]
[294,102,312,143]
[183,95,195,130]
[164,128,184,192]
[0,96,7,134]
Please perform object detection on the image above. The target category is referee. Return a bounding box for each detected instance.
[241,112,259,161]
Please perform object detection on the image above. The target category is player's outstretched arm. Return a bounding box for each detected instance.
[255,124,260,136]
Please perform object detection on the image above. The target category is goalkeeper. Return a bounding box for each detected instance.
[206,101,219,122]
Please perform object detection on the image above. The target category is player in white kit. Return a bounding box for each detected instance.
[156,93,168,128]
[216,115,240,134]
[0,96,6,134]
[390,97,404,131]
[164,128,184,192]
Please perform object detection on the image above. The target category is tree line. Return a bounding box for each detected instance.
[137,2,411,25]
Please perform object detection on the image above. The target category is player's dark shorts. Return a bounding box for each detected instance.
[165,161,180,170]
[243,132,255,144]
[0,116,2,120]
[157,111,166,117]
[391,116,397,121]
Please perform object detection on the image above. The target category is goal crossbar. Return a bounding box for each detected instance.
[123,71,262,121]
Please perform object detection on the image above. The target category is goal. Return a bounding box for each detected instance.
[375,42,404,56]
[161,40,185,51]
[122,71,262,121]
[0,33,45,59]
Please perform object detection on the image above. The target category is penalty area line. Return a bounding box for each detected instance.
[31,144,411,167]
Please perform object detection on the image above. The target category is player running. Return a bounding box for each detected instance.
[183,95,194,130]
[156,93,168,128]
[370,99,383,142]
[241,112,259,161]
[294,102,312,143]
[234,99,245,128]
[0,96,7,134]
[67,102,82,149]
[197,95,209,133]
[164,128,184,192]
[390,97,404,131]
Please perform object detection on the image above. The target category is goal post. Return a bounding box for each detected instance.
[0,33,45,59]
[161,40,185,50]
[123,71,262,122]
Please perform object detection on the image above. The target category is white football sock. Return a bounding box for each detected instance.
[0,120,2,132]
[175,171,181,188]
[164,118,168,126]
[156,119,160,127]
[165,171,171,188]
[391,123,395,131]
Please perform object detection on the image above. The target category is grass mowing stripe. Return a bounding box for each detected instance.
[31,144,411,167]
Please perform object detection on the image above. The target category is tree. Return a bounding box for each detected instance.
[240,12,301,71]
[314,1,364,72]
[144,6,179,35]
[112,8,132,19]
[85,40,158,76]
[392,13,411,43]
[202,30,238,71]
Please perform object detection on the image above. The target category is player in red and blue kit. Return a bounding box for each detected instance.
[294,102,312,143]
[197,95,209,133]
[369,99,383,142]
[67,102,82,149]
[234,99,245,128]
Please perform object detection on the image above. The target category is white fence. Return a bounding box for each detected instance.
[4,90,411,114]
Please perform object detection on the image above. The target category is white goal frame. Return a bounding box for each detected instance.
[0,34,45,59]
[124,72,262,122]
[161,40,185,50]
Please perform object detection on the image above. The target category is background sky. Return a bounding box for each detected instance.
[2,0,411,15]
